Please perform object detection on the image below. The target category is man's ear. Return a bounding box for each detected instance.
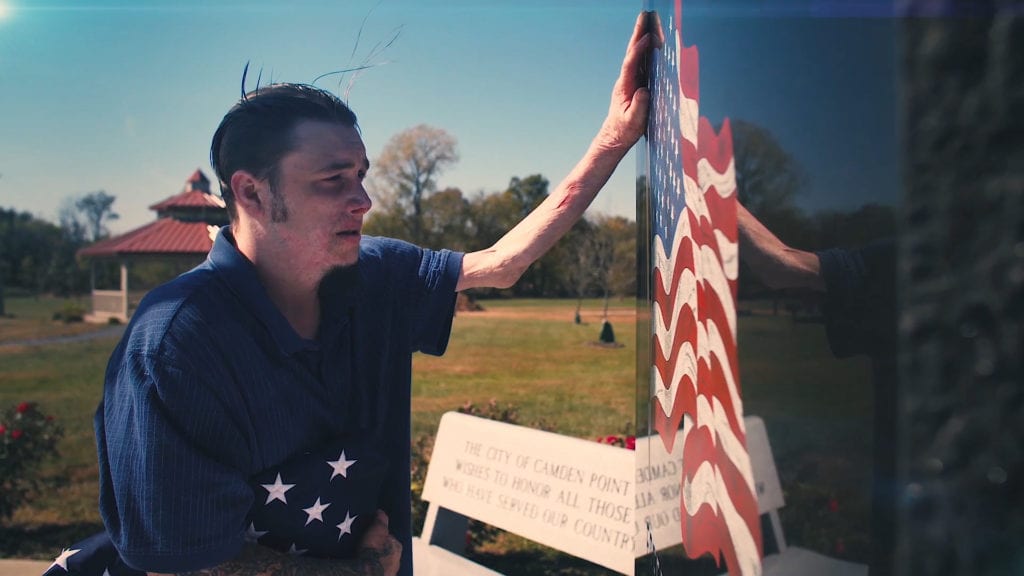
[230,170,267,218]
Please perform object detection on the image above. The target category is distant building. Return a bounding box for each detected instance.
[78,170,227,323]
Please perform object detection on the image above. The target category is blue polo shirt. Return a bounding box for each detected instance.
[95,227,462,574]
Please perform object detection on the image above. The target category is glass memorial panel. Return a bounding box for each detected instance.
[637,3,899,574]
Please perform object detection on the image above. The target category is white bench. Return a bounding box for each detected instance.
[744,416,868,576]
[413,413,867,576]
[413,411,636,575]
[634,416,868,576]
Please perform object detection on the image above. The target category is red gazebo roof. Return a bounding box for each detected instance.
[78,169,225,259]
[149,190,226,212]
[78,218,218,258]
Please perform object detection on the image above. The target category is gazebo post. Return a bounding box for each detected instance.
[120,260,129,322]
[89,261,96,319]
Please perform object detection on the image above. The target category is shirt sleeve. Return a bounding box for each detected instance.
[96,350,253,573]
[410,247,464,356]
[816,240,897,359]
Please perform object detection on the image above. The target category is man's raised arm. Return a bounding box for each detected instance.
[457,13,655,291]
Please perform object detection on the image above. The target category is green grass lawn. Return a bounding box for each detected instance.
[0,295,111,344]
[412,298,636,441]
[0,296,874,572]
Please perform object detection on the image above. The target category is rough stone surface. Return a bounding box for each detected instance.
[898,3,1024,575]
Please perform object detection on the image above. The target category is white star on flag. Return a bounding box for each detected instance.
[287,543,308,556]
[245,522,268,543]
[50,548,80,571]
[327,450,357,480]
[302,497,331,526]
[260,473,295,505]
[336,511,357,540]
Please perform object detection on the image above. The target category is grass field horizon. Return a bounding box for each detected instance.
[1,294,873,574]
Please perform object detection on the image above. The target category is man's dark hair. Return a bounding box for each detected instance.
[210,83,359,221]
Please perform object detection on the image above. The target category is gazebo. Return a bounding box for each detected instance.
[78,169,228,323]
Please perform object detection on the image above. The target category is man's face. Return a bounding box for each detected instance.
[262,120,372,278]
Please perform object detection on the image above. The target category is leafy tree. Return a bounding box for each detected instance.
[729,120,808,239]
[370,125,458,244]
[498,175,562,296]
[504,175,549,219]
[0,207,87,296]
[465,189,520,251]
[73,190,119,242]
[419,187,473,251]
[362,200,410,244]
[58,198,88,245]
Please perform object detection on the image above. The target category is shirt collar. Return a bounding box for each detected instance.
[207,226,319,355]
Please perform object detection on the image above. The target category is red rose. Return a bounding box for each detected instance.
[46,415,54,422]
[605,435,618,445]
[625,436,636,450]
[16,402,31,414]
[828,498,839,513]
[11,429,23,440]
[0,425,6,435]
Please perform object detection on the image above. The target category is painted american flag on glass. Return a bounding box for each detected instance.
[645,1,763,574]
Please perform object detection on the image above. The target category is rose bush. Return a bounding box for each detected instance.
[0,401,64,520]
[595,434,636,450]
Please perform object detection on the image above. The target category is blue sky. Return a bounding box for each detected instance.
[0,0,899,235]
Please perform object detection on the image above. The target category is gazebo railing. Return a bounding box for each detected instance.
[91,290,126,320]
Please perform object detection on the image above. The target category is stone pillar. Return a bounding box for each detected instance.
[897,3,1023,575]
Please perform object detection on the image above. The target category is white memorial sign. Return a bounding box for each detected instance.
[633,429,686,556]
[422,412,635,574]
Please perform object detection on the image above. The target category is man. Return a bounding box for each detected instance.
[91,14,654,576]
[737,203,897,575]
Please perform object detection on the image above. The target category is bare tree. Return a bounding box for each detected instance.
[370,125,458,244]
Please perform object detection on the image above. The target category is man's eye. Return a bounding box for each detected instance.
[324,174,343,182]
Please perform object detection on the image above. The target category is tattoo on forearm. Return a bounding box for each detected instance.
[173,542,387,576]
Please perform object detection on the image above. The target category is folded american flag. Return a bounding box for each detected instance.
[42,437,388,575]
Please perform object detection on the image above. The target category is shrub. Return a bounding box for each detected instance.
[0,402,65,520]
[52,302,86,323]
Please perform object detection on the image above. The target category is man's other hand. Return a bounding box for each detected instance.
[357,510,402,576]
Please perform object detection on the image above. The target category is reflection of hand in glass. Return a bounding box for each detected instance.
[736,202,825,291]
[736,200,896,357]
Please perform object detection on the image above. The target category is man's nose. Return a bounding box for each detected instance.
[349,184,372,215]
